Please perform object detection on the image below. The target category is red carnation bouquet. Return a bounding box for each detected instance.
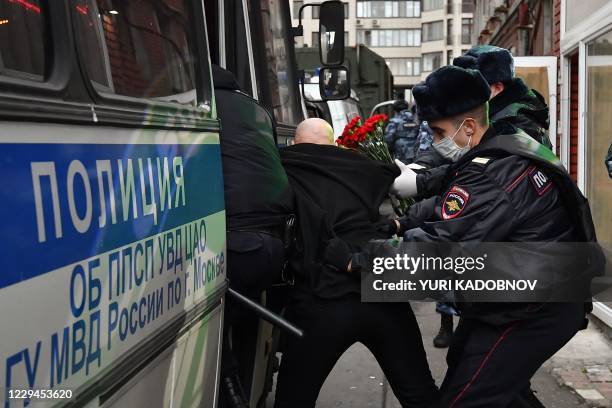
[337,114,413,216]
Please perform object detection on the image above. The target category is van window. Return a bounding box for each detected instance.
[74,0,199,106]
[225,0,254,96]
[256,0,301,125]
[0,0,48,80]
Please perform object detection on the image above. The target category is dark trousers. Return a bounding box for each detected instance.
[437,303,586,407]
[274,297,438,408]
[222,231,284,379]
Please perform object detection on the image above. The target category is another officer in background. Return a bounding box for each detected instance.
[385,99,419,164]
[385,65,597,406]
[454,45,553,149]
[213,65,293,408]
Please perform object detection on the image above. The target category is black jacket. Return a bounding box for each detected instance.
[490,77,552,149]
[281,144,398,299]
[402,129,576,241]
[398,124,599,323]
[414,78,553,200]
[401,123,595,242]
[213,65,293,231]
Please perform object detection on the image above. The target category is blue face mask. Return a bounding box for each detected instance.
[432,119,472,162]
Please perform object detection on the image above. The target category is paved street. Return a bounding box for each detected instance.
[269,302,610,407]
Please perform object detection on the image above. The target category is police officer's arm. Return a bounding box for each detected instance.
[415,164,451,199]
[396,196,440,235]
[404,164,519,242]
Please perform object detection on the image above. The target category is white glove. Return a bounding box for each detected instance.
[391,159,418,198]
[407,163,425,170]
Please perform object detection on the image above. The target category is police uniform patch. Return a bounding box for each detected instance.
[528,167,552,196]
[442,186,470,220]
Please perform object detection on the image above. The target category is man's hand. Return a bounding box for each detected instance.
[323,237,353,273]
[391,159,418,198]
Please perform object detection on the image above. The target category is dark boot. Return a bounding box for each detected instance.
[433,313,453,348]
[221,374,249,408]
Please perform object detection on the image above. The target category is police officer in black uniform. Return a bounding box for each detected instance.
[398,46,554,203]
[213,65,293,408]
[369,65,598,406]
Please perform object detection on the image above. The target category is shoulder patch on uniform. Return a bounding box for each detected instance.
[442,186,470,220]
[528,167,553,196]
[471,157,490,165]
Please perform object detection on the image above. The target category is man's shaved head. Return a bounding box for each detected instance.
[295,118,335,145]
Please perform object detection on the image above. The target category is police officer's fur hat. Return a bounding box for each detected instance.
[393,99,409,112]
[412,66,491,122]
[453,45,515,85]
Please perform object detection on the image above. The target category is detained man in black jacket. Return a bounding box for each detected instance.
[342,66,597,407]
[213,65,293,408]
[274,119,437,408]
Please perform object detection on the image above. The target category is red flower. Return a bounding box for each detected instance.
[341,116,362,141]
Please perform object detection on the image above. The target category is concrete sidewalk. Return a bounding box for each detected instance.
[547,317,612,407]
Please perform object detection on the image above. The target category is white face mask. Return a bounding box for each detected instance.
[432,119,472,162]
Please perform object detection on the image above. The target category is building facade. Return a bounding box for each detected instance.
[474,0,612,328]
[291,0,474,96]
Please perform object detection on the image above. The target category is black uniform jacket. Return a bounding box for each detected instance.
[397,124,600,322]
[416,78,552,199]
[281,144,399,299]
[401,123,596,241]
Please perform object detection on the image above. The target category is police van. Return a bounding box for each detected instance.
[0,0,346,407]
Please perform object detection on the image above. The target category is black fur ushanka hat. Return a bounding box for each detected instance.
[412,65,491,122]
[453,45,515,85]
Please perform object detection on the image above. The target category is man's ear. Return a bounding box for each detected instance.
[490,82,505,98]
[463,117,477,137]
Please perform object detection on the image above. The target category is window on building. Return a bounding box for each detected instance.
[461,1,474,13]
[447,50,453,65]
[0,0,48,80]
[312,31,319,48]
[313,3,349,19]
[293,0,303,18]
[565,0,607,31]
[356,1,421,18]
[462,18,473,44]
[422,20,443,42]
[447,19,453,45]
[423,52,442,72]
[357,29,421,47]
[422,0,443,11]
[74,0,199,106]
[386,57,421,76]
